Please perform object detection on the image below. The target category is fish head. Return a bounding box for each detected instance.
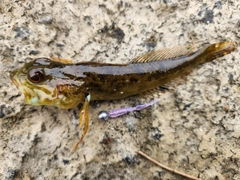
[10,58,85,109]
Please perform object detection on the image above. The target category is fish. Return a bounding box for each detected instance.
[10,41,236,151]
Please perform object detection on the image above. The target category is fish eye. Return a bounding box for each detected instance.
[28,68,45,83]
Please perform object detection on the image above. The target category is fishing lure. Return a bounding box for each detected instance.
[10,41,236,151]
[98,98,161,121]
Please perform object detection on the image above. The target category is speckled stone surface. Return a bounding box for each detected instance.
[0,1,239,179]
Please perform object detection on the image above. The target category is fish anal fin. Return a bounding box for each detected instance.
[138,70,194,98]
[162,70,194,90]
[138,86,169,99]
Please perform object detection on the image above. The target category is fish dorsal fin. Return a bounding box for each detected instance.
[130,45,196,63]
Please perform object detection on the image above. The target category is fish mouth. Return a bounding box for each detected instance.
[10,69,40,105]
[23,88,38,105]
[10,69,20,87]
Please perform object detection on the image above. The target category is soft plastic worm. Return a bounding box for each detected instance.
[98,98,161,121]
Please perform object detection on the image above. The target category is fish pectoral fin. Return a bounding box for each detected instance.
[129,45,196,63]
[79,108,85,128]
[72,94,91,151]
[50,56,73,64]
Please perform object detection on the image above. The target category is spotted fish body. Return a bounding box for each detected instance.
[11,41,236,109]
[10,41,236,150]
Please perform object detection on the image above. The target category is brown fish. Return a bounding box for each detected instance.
[10,41,236,151]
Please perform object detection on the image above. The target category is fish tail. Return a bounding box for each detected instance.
[202,41,236,62]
